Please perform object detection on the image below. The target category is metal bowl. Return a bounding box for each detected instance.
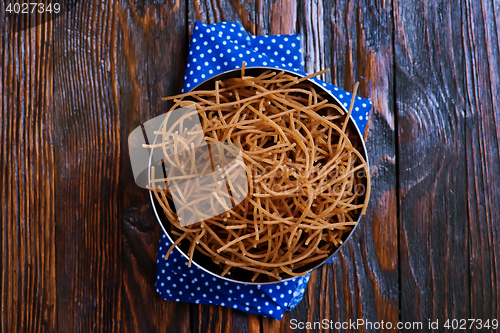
[150,67,369,284]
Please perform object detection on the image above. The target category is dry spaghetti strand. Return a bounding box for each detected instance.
[149,68,370,281]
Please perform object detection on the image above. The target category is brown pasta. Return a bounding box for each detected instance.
[148,67,370,281]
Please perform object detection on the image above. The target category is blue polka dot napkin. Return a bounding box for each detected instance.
[156,233,309,319]
[181,21,372,131]
[155,20,373,320]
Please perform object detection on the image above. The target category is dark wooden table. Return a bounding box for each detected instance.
[2,0,499,332]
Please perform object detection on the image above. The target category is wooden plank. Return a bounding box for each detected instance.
[394,0,469,329]
[0,14,56,333]
[186,0,397,331]
[256,0,297,35]
[288,0,399,331]
[191,305,261,333]
[116,0,192,332]
[186,2,261,332]
[52,1,122,331]
[188,0,256,34]
[463,0,500,327]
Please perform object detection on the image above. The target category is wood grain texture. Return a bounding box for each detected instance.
[2,0,500,332]
[394,0,469,330]
[191,305,263,333]
[52,1,122,331]
[186,0,397,332]
[256,0,297,35]
[117,0,192,332]
[0,13,56,333]
[463,0,500,326]
[188,0,256,34]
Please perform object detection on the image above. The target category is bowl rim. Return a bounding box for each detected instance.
[149,66,369,285]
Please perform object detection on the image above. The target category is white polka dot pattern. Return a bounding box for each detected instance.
[156,233,309,320]
[182,21,372,133]
[155,20,373,320]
